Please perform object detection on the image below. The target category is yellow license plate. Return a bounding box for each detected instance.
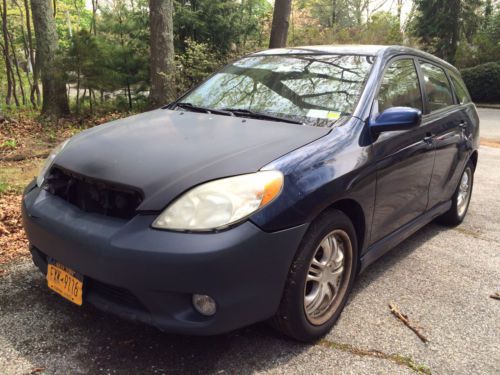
[47,260,83,306]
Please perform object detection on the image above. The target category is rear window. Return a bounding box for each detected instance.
[420,62,454,112]
[449,72,471,104]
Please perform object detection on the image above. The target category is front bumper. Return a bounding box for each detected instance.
[22,186,308,335]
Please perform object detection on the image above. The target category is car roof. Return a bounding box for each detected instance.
[251,45,459,73]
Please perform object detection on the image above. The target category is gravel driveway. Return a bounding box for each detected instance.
[1,110,499,375]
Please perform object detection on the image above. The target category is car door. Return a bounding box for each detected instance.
[369,57,436,243]
[417,61,470,209]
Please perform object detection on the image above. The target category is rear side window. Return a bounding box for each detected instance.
[377,59,423,113]
[420,62,454,112]
[449,72,471,104]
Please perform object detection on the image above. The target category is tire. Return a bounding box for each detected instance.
[436,160,474,226]
[272,209,358,342]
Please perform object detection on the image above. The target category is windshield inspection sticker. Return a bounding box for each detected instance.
[307,109,341,120]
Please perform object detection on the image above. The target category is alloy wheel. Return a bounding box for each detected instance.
[457,167,472,217]
[304,229,351,326]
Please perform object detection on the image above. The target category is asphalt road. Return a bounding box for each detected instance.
[477,107,500,141]
[1,110,499,375]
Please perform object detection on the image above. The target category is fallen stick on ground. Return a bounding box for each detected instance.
[389,302,428,343]
[490,292,500,301]
[0,151,49,162]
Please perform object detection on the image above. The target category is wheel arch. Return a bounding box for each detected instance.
[315,198,367,257]
[470,150,478,171]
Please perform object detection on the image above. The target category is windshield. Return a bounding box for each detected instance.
[180,54,374,126]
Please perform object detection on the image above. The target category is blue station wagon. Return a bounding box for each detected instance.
[23,45,479,341]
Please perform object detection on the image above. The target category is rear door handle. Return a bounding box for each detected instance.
[423,132,434,143]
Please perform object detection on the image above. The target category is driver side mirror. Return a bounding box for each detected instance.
[369,107,422,134]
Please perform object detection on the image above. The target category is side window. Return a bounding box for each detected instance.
[377,59,423,113]
[449,72,471,104]
[420,62,454,111]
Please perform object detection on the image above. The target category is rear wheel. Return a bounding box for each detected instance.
[272,210,358,342]
[437,160,474,226]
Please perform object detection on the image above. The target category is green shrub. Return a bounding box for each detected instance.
[175,39,221,96]
[461,62,500,103]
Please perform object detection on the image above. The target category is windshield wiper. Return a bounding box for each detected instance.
[175,102,232,116]
[221,108,303,125]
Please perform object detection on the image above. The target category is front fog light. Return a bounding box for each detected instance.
[192,294,217,316]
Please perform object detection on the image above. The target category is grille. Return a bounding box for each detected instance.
[45,167,143,220]
[86,278,147,312]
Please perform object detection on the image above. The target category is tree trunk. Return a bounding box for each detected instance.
[331,0,337,28]
[269,0,292,48]
[148,0,175,108]
[8,29,27,105]
[448,0,461,65]
[0,0,13,105]
[397,0,403,27]
[13,0,36,106]
[76,66,81,113]
[126,79,132,110]
[24,0,41,106]
[31,0,70,118]
[91,0,97,36]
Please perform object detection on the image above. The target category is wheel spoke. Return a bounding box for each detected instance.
[305,283,325,314]
[320,237,333,261]
[327,266,344,288]
[306,272,321,282]
[327,235,339,262]
[311,257,325,271]
[331,245,344,269]
[323,282,334,301]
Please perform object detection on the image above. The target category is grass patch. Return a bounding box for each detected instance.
[0,159,42,195]
[453,226,483,239]
[318,339,432,374]
[0,181,9,195]
[1,139,17,149]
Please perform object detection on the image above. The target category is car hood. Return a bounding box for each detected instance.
[54,109,330,211]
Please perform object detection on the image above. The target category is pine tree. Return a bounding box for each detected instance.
[413,0,482,64]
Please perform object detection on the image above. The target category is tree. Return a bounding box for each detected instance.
[31,0,69,117]
[174,0,270,54]
[65,30,104,112]
[149,0,175,108]
[474,6,500,65]
[97,1,149,110]
[0,0,15,106]
[412,0,482,64]
[21,0,41,106]
[269,0,292,48]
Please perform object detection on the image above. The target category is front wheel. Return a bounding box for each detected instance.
[272,210,358,342]
[437,160,474,226]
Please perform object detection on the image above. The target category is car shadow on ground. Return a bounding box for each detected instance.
[351,222,447,299]
[2,222,448,374]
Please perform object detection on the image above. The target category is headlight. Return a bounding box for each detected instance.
[36,139,70,187]
[152,171,284,231]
